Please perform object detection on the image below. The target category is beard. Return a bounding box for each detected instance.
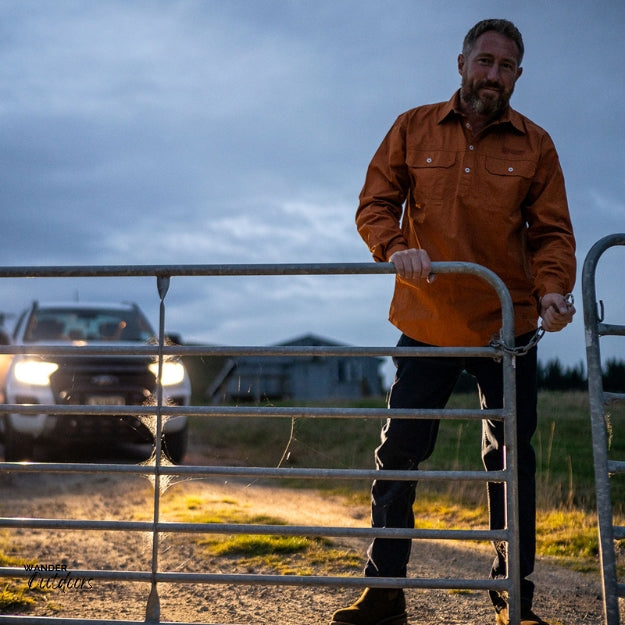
[460,78,513,118]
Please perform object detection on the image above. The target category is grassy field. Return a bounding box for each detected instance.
[189,390,625,573]
[191,391,625,509]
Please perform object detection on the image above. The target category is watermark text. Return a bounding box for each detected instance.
[24,564,93,592]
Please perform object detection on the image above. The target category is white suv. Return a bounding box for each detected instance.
[2,301,191,462]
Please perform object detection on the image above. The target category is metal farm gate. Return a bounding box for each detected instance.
[583,233,625,625]
[0,261,522,625]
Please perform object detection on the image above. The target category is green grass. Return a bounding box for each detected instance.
[0,551,47,611]
[188,390,625,572]
[160,494,362,576]
[190,391,625,509]
[424,391,625,511]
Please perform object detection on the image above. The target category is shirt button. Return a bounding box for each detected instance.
[469,145,474,150]
[465,167,471,173]
[426,157,432,163]
[508,167,514,172]
[465,122,471,128]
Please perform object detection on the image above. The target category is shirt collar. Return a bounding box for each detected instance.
[439,90,526,134]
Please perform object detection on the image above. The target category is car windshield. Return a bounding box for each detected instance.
[23,307,154,343]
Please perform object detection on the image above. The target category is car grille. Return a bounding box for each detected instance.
[49,356,155,406]
[53,414,154,444]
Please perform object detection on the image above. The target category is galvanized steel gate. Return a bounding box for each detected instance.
[583,233,625,625]
[0,261,522,625]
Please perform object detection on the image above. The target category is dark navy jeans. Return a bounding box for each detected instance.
[365,332,538,611]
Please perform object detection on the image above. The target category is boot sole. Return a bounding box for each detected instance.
[331,612,408,625]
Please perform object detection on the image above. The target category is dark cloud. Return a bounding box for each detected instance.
[0,0,623,373]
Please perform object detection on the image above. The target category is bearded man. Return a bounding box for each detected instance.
[330,18,576,625]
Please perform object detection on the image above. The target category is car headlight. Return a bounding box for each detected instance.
[149,361,186,386]
[13,359,59,386]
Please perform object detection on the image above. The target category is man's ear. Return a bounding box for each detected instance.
[457,53,465,76]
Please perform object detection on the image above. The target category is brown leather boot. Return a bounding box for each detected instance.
[330,588,408,625]
[495,605,550,625]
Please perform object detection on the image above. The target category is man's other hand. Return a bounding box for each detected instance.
[540,292,575,332]
[389,249,434,282]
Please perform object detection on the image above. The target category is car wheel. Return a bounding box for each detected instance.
[163,424,189,464]
[4,417,35,461]
[162,423,188,464]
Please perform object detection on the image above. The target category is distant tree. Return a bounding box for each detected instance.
[540,358,566,390]
[603,358,625,393]
[567,360,587,390]
[537,358,587,391]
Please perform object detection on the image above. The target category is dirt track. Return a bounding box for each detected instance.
[0,443,610,625]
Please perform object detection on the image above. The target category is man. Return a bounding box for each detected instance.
[330,19,576,625]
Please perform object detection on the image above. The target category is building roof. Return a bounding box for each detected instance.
[274,333,348,348]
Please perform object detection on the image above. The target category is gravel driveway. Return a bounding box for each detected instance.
[0,444,610,625]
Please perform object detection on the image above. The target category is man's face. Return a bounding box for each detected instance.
[458,30,523,118]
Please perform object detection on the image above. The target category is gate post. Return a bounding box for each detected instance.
[583,233,625,625]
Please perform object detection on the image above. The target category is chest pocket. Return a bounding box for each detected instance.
[406,150,457,217]
[483,157,537,215]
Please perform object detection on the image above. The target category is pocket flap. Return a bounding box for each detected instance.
[407,150,456,169]
[485,157,536,178]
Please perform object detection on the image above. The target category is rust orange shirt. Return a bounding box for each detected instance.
[356,91,576,347]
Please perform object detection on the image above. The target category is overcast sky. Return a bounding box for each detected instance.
[1,0,623,379]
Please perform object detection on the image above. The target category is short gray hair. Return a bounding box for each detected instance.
[462,19,524,64]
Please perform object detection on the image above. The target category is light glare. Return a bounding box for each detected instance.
[14,360,59,386]
[148,361,186,386]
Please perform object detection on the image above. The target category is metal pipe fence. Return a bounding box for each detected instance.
[0,261,521,625]
[582,233,625,625]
